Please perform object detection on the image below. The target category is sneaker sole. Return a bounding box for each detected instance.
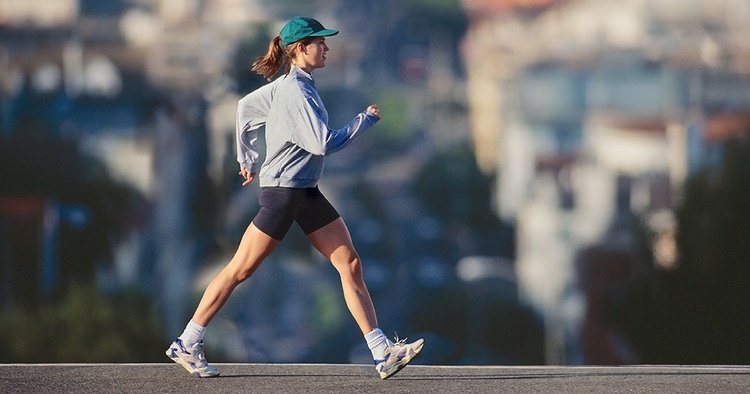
[166,348,220,378]
[379,339,425,380]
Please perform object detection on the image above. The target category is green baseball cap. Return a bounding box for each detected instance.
[280,16,338,46]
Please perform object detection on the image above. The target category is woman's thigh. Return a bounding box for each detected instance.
[226,222,280,279]
[307,217,357,263]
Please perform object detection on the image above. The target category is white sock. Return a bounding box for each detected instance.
[365,328,390,361]
[178,320,207,347]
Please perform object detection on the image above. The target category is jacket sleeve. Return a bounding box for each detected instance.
[289,83,378,156]
[236,82,275,171]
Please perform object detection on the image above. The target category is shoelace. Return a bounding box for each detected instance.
[391,333,408,347]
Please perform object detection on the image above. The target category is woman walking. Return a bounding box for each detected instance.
[166,16,424,380]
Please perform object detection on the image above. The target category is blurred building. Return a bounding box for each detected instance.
[461,0,750,364]
[0,1,79,27]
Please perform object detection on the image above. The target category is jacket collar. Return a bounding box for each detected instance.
[289,64,314,82]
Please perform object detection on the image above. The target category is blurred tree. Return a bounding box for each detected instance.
[612,135,750,364]
[0,130,162,361]
[408,145,540,364]
[369,91,412,149]
[79,0,128,16]
[372,0,467,82]
[0,285,164,362]
[414,144,494,224]
[413,143,514,257]
[230,26,275,94]
[0,133,145,296]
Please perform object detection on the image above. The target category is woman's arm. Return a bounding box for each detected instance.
[236,81,277,173]
[289,83,379,156]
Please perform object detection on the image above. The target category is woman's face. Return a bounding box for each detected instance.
[296,37,329,71]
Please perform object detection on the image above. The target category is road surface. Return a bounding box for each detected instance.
[1,364,749,393]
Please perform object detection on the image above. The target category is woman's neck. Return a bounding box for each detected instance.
[292,63,313,78]
[292,61,314,75]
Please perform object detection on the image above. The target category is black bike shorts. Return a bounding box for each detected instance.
[252,186,340,241]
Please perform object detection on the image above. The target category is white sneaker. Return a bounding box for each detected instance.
[375,337,424,379]
[166,338,220,378]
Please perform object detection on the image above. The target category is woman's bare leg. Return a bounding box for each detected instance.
[307,217,378,334]
[191,223,280,326]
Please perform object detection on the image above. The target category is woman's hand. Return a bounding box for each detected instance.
[239,167,256,186]
[367,104,381,120]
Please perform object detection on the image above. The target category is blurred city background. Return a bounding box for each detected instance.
[1,0,749,365]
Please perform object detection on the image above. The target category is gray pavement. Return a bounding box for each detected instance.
[1,364,749,393]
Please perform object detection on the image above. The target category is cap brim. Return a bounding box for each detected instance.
[310,28,339,37]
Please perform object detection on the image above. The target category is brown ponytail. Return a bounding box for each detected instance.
[251,36,287,81]
[251,35,315,80]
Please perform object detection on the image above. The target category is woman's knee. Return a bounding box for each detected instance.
[227,228,277,284]
[336,254,364,280]
[222,258,257,284]
[232,268,253,283]
[231,260,262,283]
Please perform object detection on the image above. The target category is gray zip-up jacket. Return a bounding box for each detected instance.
[236,65,378,188]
